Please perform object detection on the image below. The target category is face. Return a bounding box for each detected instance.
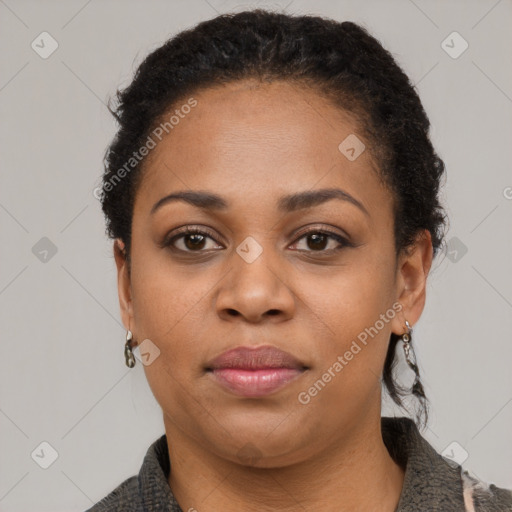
[115,79,431,467]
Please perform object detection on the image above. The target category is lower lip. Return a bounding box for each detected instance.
[209,368,304,397]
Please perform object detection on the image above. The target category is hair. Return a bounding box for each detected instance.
[99,9,447,427]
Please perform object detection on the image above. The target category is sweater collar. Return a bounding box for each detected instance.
[138,416,465,511]
[382,416,465,511]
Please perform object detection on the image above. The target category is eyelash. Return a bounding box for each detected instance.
[161,225,351,255]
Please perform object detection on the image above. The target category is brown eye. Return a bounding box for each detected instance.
[183,233,207,250]
[305,233,329,251]
[163,226,223,253]
[291,229,348,253]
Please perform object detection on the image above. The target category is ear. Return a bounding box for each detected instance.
[113,239,134,332]
[390,229,433,335]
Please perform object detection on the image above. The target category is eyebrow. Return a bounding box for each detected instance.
[150,188,369,217]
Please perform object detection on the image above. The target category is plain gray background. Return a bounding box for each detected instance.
[1,0,511,510]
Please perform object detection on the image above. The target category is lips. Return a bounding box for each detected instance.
[205,345,308,398]
[206,345,307,371]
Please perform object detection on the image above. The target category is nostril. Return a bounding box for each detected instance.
[266,309,280,316]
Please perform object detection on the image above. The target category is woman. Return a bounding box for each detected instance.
[88,10,511,512]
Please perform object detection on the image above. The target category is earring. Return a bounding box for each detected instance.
[401,320,414,370]
[401,320,425,397]
[124,330,136,368]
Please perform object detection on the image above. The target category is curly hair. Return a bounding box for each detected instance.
[99,9,447,426]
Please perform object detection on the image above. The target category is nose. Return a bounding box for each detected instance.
[215,244,296,324]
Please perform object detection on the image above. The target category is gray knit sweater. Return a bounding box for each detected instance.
[86,417,512,511]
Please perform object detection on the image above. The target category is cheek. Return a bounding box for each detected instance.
[301,250,397,389]
[316,251,396,335]
[130,261,214,425]
[128,248,217,391]
[130,243,211,336]
[297,294,396,426]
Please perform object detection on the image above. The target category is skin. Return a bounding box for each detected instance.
[114,79,433,511]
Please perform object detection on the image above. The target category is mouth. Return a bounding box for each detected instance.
[205,345,309,398]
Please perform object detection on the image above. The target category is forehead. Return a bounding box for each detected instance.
[135,79,388,215]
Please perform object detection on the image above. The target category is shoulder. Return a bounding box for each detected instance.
[461,469,512,512]
[382,416,512,512]
[84,433,178,512]
[84,475,141,512]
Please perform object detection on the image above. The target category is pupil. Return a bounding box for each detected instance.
[185,234,205,250]
[308,233,327,250]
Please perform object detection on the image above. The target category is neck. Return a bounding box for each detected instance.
[165,412,405,512]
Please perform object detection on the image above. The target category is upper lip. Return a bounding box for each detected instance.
[205,345,308,371]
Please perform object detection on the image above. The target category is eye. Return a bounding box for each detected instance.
[290,227,349,253]
[161,225,350,254]
[162,226,223,252]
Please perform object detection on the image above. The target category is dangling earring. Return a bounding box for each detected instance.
[401,320,414,369]
[401,320,425,398]
[124,329,136,368]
